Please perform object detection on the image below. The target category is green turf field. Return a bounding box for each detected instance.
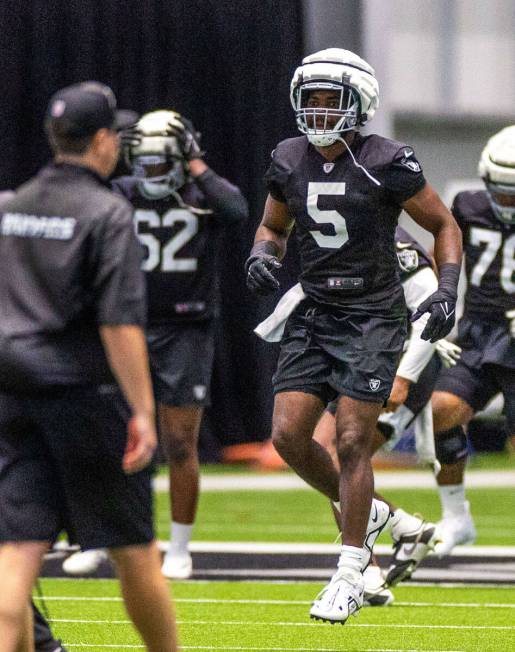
[38,578,515,652]
[154,487,514,545]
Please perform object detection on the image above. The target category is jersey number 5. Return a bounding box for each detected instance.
[307,182,349,249]
[134,209,198,272]
[470,227,515,293]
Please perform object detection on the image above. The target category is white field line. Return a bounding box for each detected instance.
[158,540,515,557]
[50,617,515,630]
[36,596,515,608]
[64,647,465,652]
[152,469,515,492]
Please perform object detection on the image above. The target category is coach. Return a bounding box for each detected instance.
[0,82,178,652]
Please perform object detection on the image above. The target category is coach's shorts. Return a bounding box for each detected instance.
[0,385,154,549]
[434,317,515,431]
[147,320,215,407]
[273,300,407,404]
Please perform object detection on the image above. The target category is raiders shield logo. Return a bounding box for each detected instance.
[396,248,419,273]
[323,162,335,174]
[193,385,207,401]
[369,378,381,391]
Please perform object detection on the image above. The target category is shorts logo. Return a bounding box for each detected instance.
[323,162,335,174]
[369,378,381,391]
[193,385,207,401]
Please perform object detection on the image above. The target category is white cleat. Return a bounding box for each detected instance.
[385,518,437,586]
[161,550,193,580]
[362,499,393,571]
[363,565,394,607]
[62,548,108,576]
[310,568,364,623]
[434,501,477,558]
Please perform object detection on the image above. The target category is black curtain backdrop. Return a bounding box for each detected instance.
[0,1,303,452]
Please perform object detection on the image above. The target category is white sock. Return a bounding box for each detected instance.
[169,522,193,554]
[389,508,423,540]
[337,545,365,576]
[438,484,466,517]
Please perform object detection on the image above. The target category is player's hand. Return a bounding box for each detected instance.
[384,375,411,413]
[411,290,457,343]
[435,339,462,368]
[245,254,282,295]
[168,116,205,160]
[506,309,515,338]
[123,413,157,474]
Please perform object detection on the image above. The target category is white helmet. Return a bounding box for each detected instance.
[478,125,515,225]
[123,110,187,197]
[290,48,379,147]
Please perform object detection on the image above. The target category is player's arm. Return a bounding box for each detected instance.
[245,194,295,294]
[385,267,439,412]
[189,160,248,223]
[402,183,463,342]
[100,325,156,474]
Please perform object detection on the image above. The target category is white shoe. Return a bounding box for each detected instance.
[362,499,392,571]
[434,501,477,558]
[363,565,394,607]
[62,548,108,576]
[385,517,437,586]
[310,568,364,623]
[161,550,193,579]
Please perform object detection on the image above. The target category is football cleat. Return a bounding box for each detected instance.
[310,568,364,623]
[385,519,437,586]
[362,499,392,571]
[363,565,394,607]
[62,548,108,576]
[161,550,193,580]
[434,501,477,558]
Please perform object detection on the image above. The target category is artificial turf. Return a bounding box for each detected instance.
[38,578,515,652]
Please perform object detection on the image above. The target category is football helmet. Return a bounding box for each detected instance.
[478,125,515,225]
[290,48,379,147]
[123,110,187,197]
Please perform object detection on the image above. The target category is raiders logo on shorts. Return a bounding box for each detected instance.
[396,248,419,273]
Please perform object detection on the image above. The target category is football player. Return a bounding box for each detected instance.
[63,110,248,580]
[431,126,515,556]
[246,48,462,624]
[256,226,461,606]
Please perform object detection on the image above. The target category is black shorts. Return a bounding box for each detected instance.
[147,320,215,407]
[0,385,154,549]
[273,301,407,404]
[435,316,515,431]
[327,353,441,417]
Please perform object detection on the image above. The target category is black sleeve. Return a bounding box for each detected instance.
[384,147,426,205]
[90,201,147,326]
[450,193,465,230]
[264,148,289,203]
[193,169,249,224]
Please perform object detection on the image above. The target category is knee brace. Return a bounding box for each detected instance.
[435,426,468,465]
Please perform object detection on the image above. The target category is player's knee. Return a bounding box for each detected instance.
[435,426,468,465]
[162,433,196,466]
[271,426,299,461]
[336,428,368,466]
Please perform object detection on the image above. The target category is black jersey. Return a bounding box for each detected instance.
[452,190,515,319]
[395,225,433,283]
[265,134,426,314]
[0,163,146,393]
[113,171,247,324]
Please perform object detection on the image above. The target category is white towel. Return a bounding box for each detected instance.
[254,283,306,342]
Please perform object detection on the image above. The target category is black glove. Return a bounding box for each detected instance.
[245,254,282,295]
[411,262,460,343]
[168,116,205,160]
[411,291,457,343]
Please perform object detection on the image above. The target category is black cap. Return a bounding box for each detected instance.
[45,81,138,138]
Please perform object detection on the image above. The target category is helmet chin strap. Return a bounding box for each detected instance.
[335,135,381,187]
[139,180,174,199]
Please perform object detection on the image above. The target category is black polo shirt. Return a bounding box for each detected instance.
[0,162,146,394]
